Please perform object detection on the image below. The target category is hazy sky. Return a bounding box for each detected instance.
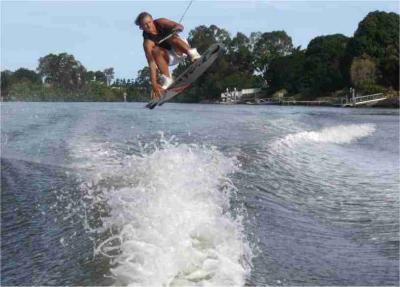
[1,0,398,79]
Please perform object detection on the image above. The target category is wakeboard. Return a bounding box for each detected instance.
[145,43,224,109]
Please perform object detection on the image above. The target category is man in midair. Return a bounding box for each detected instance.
[135,12,201,100]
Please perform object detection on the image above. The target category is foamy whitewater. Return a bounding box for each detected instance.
[271,123,376,149]
[74,124,374,285]
[71,135,252,286]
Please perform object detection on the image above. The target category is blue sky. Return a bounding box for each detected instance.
[1,0,398,79]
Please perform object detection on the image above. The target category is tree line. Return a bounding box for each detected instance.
[1,10,398,102]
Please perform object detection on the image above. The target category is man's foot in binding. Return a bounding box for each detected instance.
[160,74,174,90]
[188,48,201,62]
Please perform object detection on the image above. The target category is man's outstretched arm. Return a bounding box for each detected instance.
[156,18,184,32]
[143,40,163,99]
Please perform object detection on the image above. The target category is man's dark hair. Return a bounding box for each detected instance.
[135,12,152,26]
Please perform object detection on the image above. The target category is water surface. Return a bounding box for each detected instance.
[1,102,399,286]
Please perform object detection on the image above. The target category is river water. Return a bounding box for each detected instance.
[1,102,399,286]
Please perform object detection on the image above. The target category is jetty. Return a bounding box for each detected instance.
[220,87,390,107]
[342,93,387,107]
[220,88,262,104]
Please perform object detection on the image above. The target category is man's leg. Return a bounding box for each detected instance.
[167,35,201,61]
[167,35,191,54]
[151,46,170,77]
[151,46,174,90]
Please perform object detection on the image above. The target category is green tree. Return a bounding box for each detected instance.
[2,69,42,101]
[229,32,255,74]
[350,55,377,90]
[104,68,114,86]
[249,32,262,52]
[85,71,96,83]
[381,43,399,89]
[8,81,43,101]
[302,34,349,98]
[131,67,151,101]
[135,67,151,88]
[37,53,86,91]
[94,70,107,84]
[12,68,42,84]
[267,48,306,95]
[253,31,294,76]
[345,11,399,89]
[113,78,122,87]
[188,25,231,53]
[1,70,13,99]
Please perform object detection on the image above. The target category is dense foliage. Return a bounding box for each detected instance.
[1,11,398,102]
[345,11,399,90]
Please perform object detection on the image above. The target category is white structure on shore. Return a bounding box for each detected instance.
[220,88,262,104]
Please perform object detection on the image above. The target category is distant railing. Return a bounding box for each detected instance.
[342,93,386,107]
[257,98,330,105]
[354,93,385,103]
[220,89,388,107]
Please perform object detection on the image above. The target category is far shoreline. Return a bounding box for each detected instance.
[1,100,399,109]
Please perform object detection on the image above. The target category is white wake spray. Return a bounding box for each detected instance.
[70,136,252,286]
[272,124,376,149]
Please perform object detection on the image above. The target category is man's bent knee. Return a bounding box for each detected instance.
[151,47,160,57]
[152,46,167,57]
[151,47,169,65]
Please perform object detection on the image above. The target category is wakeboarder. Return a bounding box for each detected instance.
[135,12,201,100]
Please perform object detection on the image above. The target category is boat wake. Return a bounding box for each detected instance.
[68,135,252,286]
[271,123,376,148]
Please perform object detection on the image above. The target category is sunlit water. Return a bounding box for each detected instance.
[1,102,399,286]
